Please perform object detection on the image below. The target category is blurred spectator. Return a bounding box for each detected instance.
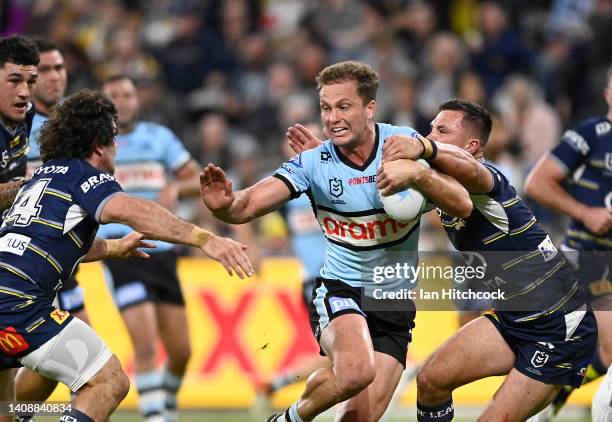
[455,71,488,107]
[386,76,430,136]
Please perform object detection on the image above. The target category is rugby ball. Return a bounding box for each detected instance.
[379,159,430,222]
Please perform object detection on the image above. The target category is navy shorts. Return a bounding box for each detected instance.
[104,250,184,311]
[309,278,415,367]
[561,246,611,303]
[485,306,598,387]
[0,271,74,370]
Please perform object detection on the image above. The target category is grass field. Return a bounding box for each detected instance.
[35,408,592,421]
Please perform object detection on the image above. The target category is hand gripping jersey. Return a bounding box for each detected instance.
[274,123,422,292]
[0,159,123,297]
[550,117,612,251]
[96,122,191,253]
[0,104,34,185]
[438,162,583,321]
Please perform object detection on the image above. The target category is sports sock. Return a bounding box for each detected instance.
[591,365,612,422]
[135,371,165,422]
[60,408,94,422]
[287,402,305,422]
[162,367,183,422]
[417,399,454,422]
[269,373,296,393]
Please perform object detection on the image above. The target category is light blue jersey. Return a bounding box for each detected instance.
[283,194,326,280]
[274,123,422,291]
[96,122,191,252]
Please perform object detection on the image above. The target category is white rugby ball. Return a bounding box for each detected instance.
[379,159,430,222]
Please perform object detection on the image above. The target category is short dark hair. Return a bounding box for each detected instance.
[40,90,117,162]
[33,37,60,54]
[0,35,39,67]
[315,61,379,104]
[439,98,492,147]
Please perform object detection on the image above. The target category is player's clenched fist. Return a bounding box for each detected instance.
[202,235,254,278]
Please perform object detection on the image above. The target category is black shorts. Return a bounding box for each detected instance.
[562,246,611,303]
[104,250,184,311]
[485,306,598,388]
[302,278,316,310]
[56,270,85,313]
[0,271,74,370]
[309,278,415,367]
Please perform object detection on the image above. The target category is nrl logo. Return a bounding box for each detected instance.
[329,178,343,198]
[530,350,550,368]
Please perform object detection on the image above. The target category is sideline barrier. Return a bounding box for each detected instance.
[48,257,599,408]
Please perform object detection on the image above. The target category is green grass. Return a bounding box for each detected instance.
[35,408,592,421]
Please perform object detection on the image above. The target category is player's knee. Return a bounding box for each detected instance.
[335,360,376,397]
[132,341,157,366]
[92,355,130,403]
[169,342,192,367]
[416,365,446,396]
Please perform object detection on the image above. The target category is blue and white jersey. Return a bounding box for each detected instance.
[439,162,582,321]
[96,122,191,253]
[274,123,422,290]
[0,159,122,297]
[282,193,326,281]
[26,110,47,174]
[0,103,34,184]
[550,117,612,251]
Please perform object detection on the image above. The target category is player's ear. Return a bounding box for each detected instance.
[465,138,481,154]
[91,140,105,157]
[366,100,376,120]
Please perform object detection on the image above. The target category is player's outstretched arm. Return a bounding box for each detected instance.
[0,178,25,210]
[99,193,254,277]
[200,163,292,224]
[377,159,473,218]
[83,232,155,262]
[526,155,612,236]
[382,135,494,194]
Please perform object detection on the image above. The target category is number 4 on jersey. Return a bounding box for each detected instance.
[6,178,51,227]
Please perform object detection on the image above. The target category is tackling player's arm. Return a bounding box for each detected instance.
[377,159,473,219]
[99,192,254,277]
[525,155,612,236]
[382,135,494,194]
[200,163,292,224]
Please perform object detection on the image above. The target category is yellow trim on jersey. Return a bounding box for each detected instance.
[44,190,72,201]
[0,287,34,300]
[32,218,63,230]
[26,318,46,333]
[509,216,537,236]
[67,231,83,248]
[26,245,62,273]
[575,179,599,190]
[501,251,541,270]
[502,197,520,208]
[503,260,566,300]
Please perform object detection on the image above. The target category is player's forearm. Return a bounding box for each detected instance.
[82,237,107,262]
[413,169,473,218]
[0,179,25,210]
[429,143,491,193]
[525,173,586,221]
[104,194,213,247]
[210,189,256,224]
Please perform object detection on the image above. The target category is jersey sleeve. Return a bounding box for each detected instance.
[273,151,311,199]
[159,126,191,172]
[72,167,124,222]
[549,124,591,174]
[482,162,504,198]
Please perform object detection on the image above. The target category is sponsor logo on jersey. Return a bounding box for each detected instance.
[80,173,116,193]
[595,121,611,136]
[0,233,31,256]
[538,235,558,262]
[50,309,70,325]
[33,165,69,176]
[113,162,166,191]
[329,178,343,197]
[328,296,361,314]
[320,151,331,162]
[348,175,376,186]
[318,209,417,247]
[562,130,589,155]
[0,326,29,356]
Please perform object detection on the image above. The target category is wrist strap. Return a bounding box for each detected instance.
[418,136,438,160]
[105,239,123,258]
[190,227,214,248]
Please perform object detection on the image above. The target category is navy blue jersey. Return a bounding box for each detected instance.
[550,117,612,251]
[0,159,123,297]
[439,162,582,321]
[0,103,34,184]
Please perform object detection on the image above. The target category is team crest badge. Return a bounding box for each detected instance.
[530,350,550,368]
[329,178,343,198]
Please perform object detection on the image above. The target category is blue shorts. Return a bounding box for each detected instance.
[0,271,73,370]
[485,307,597,387]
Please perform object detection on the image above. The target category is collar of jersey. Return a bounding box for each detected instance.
[332,123,380,172]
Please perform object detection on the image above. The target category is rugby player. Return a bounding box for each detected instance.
[100,74,202,422]
[201,61,472,422]
[0,90,253,422]
[291,98,598,421]
[525,65,612,422]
